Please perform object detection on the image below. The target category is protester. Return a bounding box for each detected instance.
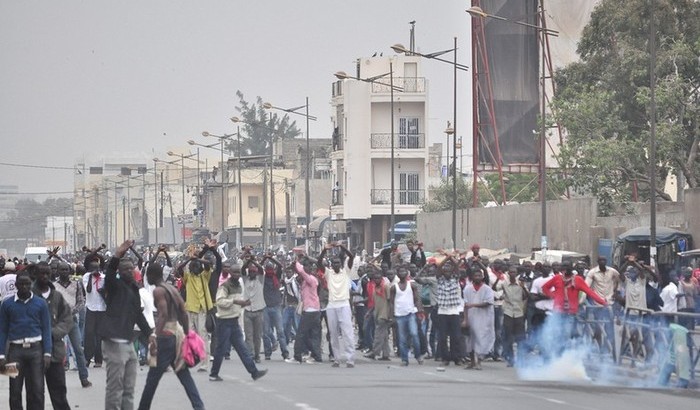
[318,242,356,367]
[463,267,495,370]
[100,240,153,410]
[390,266,424,366]
[209,261,267,382]
[138,261,205,410]
[0,272,52,410]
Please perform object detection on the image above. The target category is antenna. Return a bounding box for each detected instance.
[409,20,416,54]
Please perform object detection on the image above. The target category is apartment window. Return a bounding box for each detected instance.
[399,118,420,148]
[399,172,420,205]
[248,196,259,210]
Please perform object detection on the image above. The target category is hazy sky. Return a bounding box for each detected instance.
[0,0,471,198]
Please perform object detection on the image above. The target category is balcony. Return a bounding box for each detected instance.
[371,189,425,205]
[371,77,425,93]
[370,133,425,149]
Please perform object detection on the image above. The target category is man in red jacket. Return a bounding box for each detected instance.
[542,262,607,349]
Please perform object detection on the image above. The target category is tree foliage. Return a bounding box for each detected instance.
[0,197,73,242]
[552,0,700,212]
[421,177,473,212]
[228,90,301,157]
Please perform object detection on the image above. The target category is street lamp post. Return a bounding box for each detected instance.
[165,151,198,243]
[334,66,403,242]
[467,4,558,256]
[392,38,467,249]
[263,98,318,252]
[200,132,235,237]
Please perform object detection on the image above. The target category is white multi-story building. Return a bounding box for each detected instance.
[330,54,430,251]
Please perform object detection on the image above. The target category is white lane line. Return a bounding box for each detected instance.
[295,403,320,410]
[545,398,567,404]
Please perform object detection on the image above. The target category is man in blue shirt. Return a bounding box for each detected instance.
[0,272,53,410]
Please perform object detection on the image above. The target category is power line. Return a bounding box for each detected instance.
[0,161,76,170]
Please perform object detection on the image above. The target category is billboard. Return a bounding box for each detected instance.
[474,0,540,166]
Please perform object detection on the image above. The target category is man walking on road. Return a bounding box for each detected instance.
[138,261,205,410]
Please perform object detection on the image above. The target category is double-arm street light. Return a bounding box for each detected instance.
[263,99,318,251]
[199,132,234,237]
[392,39,468,250]
[335,67,402,241]
[467,4,558,257]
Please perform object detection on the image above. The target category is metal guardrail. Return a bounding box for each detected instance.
[370,189,425,205]
[371,77,425,93]
[615,307,700,381]
[370,133,425,149]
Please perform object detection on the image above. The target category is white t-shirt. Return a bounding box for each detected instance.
[82,272,107,312]
[660,282,679,313]
[0,273,17,300]
[530,276,554,312]
[138,287,156,328]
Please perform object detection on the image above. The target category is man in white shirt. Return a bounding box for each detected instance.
[318,242,355,368]
[82,262,106,367]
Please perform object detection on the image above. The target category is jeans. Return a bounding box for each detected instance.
[428,307,438,358]
[45,361,70,410]
[363,310,375,350]
[293,311,322,362]
[102,339,138,410]
[502,315,525,365]
[211,317,259,378]
[492,305,503,358]
[396,313,421,363]
[66,316,89,380]
[282,305,300,343]
[244,309,264,360]
[138,335,204,410]
[187,311,209,371]
[437,314,462,363]
[354,304,367,348]
[371,318,392,358]
[263,305,288,358]
[8,342,44,410]
[84,309,104,364]
[326,305,355,364]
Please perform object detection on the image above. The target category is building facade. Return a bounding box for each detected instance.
[330,54,431,252]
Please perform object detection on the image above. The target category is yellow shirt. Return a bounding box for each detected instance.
[183,268,213,313]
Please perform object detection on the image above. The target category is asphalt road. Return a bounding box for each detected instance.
[1,354,697,410]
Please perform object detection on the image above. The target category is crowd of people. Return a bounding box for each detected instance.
[1,237,699,409]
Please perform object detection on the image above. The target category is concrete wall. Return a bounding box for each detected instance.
[418,189,700,256]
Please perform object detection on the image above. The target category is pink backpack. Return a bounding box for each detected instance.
[181,330,206,368]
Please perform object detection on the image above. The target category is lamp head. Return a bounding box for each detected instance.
[466,6,487,18]
[444,127,455,136]
[167,151,175,156]
[334,71,349,80]
[391,43,408,53]
[262,102,272,109]
[187,140,195,145]
[202,131,210,137]
[230,116,241,123]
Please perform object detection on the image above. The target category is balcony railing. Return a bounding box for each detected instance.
[370,133,425,149]
[371,77,425,93]
[371,189,425,205]
[332,80,343,97]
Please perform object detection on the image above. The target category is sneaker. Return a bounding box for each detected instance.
[377,357,391,361]
[282,352,289,360]
[417,358,424,365]
[209,375,223,382]
[265,356,271,361]
[331,361,340,368]
[197,368,208,373]
[305,358,320,364]
[363,353,376,360]
[252,369,268,381]
[401,361,409,367]
[80,379,92,388]
[285,358,301,364]
[254,357,261,364]
[93,362,102,368]
[346,362,355,368]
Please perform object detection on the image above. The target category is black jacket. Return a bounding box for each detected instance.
[33,282,73,362]
[100,257,151,343]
